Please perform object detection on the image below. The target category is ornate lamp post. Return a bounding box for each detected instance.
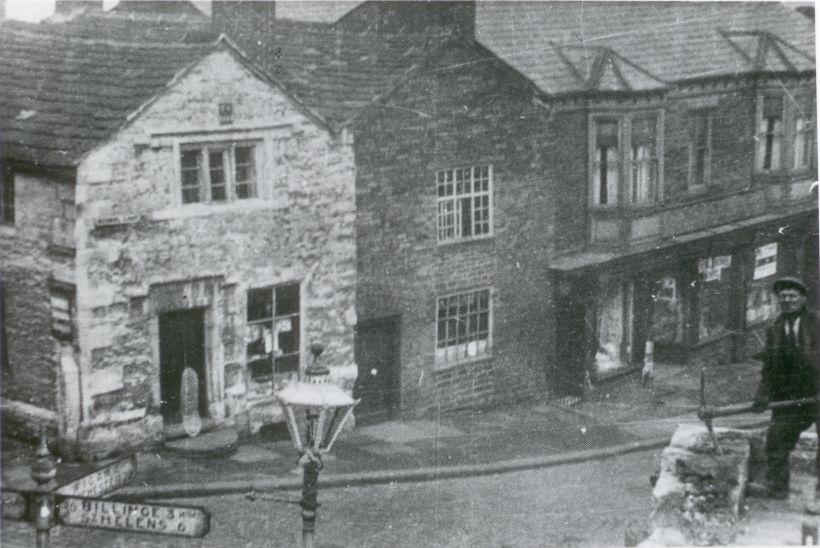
[274,343,358,548]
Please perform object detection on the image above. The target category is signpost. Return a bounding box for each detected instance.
[58,495,209,537]
[56,454,137,497]
[1,431,210,545]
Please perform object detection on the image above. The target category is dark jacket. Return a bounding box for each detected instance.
[754,307,819,405]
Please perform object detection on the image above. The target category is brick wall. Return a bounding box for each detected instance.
[72,48,356,448]
[354,40,554,414]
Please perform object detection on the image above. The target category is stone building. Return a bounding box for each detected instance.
[0,17,356,458]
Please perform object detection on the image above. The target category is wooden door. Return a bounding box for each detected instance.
[354,317,400,425]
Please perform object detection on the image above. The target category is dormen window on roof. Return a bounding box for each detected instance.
[180,142,257,205]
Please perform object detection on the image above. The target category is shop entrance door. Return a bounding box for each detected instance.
[159,309,208,423]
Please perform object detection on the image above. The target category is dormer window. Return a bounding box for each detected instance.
[179,142,257,205]
[756,95,783,172]
[789,95,815,172]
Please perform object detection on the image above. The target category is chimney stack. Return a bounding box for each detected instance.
[54,1,103,16]
[212,1,276,37]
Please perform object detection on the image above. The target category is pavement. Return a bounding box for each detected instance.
[1,361,768,500]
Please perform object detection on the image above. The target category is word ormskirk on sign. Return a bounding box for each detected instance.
[56,454,138,497]
[57,496,210,538]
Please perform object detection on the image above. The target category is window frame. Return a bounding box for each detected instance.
[1,168,14,225]
[755,94,785,173]
[687,109,713,190]
[246,282,302,381]
[435,165,493,244]
[178,141,259,206]
[434,287,493,367]
[788,94,816,173]
[589,110,664,208]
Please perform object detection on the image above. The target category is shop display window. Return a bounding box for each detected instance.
[697,255,732,341]
[650,275,684,344]
[747,243,779,324]
[595,281,634,372]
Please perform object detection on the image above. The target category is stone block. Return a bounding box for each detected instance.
[648,425,751,545]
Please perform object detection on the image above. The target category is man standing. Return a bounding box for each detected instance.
[750,277,818,499]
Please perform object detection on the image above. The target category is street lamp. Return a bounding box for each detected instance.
[274,343,358,548]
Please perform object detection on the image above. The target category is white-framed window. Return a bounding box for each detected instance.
[688,110,712,188]
[436,166,492,243]
[435,288,491,365]
[789,94,815,172]
[755,95,784,172]
[590,112,663,207]
[180,142,258,205]
[246,283,300,380]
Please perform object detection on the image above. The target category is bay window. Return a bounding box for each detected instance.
[590,111,663,207]
[756,95,783,172]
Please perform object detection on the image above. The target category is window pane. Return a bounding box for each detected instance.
[276,315,299,355]
[209,150,227,202]
[763,96,783,118]
[596,120,618,147]
[181,149,202,204]
[247,287,273,321]
[234,146,256,199]
[275,283,300,316]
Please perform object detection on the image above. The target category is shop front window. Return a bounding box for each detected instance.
[595,281,634,373]
[650,275,685,344]
[697,255,733,341]
[747,243,779,324]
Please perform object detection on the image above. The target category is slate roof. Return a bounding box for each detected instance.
[0,11,430,168]
[476,1,815,95]
[0,18,215,168]
[1,2,814,169]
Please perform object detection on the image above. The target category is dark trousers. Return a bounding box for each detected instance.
[765,405,819,494]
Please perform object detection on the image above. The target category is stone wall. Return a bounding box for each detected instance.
[353,39,554,414]
[1,172,76,411]
[72,47,356,457]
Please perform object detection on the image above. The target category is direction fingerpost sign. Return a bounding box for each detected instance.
[57,496,210,538]
[1,432,211,546]
[56,454,138,497]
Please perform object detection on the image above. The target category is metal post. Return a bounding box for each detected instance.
[31,427,57,548]
[300,459,320,548]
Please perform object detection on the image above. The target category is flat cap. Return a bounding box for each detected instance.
[772,276,808,295]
